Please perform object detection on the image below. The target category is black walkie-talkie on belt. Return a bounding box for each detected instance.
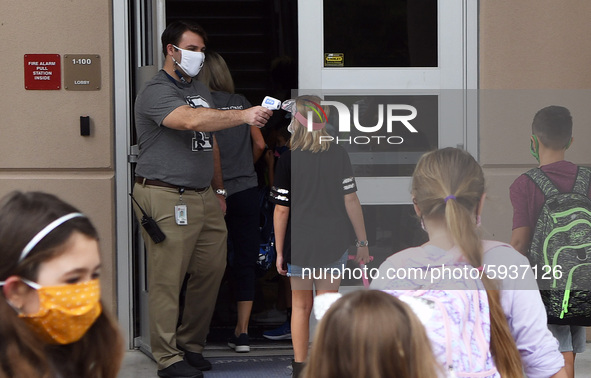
[129,193,166,244]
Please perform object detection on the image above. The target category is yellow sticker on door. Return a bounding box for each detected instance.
[324,53,344,67]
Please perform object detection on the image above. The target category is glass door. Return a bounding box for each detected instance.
[298,0,477,275]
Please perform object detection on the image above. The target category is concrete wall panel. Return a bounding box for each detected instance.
[480,0,591,89]
[479,1,591,266]
[480,90,591,167]
[0,0,113,169]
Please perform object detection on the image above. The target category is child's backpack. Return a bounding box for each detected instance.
[386,287,498,378]
[525,166,591,325]
[379,242,507,378]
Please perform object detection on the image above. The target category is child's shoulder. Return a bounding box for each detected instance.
[482,240,527,263]
[509,172,536,200]
[540,160,578,173]
[383,246,426,264]
[517,160,584,192]
[383,244,459,268]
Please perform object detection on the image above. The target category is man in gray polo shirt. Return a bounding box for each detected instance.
[132,20,271,378]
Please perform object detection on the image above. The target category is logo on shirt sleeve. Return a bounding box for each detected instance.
[186,95,210,109]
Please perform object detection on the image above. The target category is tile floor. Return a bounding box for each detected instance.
[119,343,591,377]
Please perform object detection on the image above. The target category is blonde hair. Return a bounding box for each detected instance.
[412,147,522,377]
[289,95,331,153]
[303,290,440,378]
[197,51,235,93]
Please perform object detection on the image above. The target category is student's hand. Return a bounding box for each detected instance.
[276,254,287,276]
[355,246,370,265]
[243,106,272,128]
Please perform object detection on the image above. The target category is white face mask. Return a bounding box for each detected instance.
[172,45,205,77]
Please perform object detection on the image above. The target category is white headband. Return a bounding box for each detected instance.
[18,212,85,263]
[0,212,85,287]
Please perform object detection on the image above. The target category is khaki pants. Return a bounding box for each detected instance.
[132,183,227,369]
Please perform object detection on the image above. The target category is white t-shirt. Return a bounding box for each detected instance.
[371,241,564,378]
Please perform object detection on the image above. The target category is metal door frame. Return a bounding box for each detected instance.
[114,0,478,347]
[113,0,167,349]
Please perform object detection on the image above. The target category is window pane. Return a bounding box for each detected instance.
[323,0,438,67]
[324,94,438,177]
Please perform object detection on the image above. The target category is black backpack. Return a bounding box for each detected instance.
[526,166,591,325]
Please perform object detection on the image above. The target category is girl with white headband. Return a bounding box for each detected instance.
[0,191,123,378]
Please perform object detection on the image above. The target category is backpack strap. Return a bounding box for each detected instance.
[525,167,560,198]
[572,166,591,196]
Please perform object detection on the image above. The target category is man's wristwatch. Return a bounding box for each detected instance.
[355,240,369,247]
[215,188,227,198]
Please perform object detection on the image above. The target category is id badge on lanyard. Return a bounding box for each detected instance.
[175,188,188,225]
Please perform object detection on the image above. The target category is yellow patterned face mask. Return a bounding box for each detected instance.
[19,278,102,344]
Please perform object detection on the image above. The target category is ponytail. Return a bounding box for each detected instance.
[445,199,523,377]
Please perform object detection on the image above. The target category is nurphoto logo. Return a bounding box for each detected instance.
[301,100,418,145]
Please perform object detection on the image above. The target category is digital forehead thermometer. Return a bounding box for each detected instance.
[261,96,281,110]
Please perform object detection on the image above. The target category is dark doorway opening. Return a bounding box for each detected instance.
[166,1,298,341]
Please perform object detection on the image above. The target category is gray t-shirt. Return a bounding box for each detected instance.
[211,91,258,197]
[134,70,214,188]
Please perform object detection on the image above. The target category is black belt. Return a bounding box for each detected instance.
[135,176,208,192]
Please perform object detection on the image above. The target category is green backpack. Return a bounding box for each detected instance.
[526,166,591,325]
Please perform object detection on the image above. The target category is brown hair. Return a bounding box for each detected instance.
[289,95,332,153]
[532,105,573,150]
[411,148,522,377]
[161,20,208,58]
[0,191,123,378]
[197,51,235,94]
[303,290,440,378]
